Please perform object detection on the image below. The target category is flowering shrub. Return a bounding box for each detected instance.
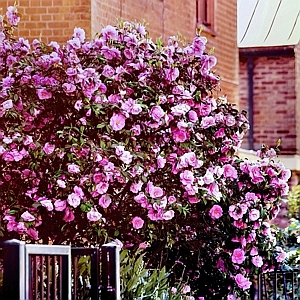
[0,5,291,299]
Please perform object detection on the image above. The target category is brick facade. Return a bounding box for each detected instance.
[239,47,299,155]
[2,0,239,104]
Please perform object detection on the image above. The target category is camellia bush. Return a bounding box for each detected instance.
[0,5,291,299]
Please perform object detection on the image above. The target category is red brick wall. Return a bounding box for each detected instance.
[2,0,91,44]
[1,0,238,104]
[239,50,298,154]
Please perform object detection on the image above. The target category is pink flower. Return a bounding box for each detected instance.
[37,88,52,100]
[130,181,143,193]
[163,210,174,220]
[57,179,66,188]
[188,110,198,122]
[96,182,109,194]
[73,27,85,42]
[172,128,188,143]
[74,100,83,110]
[148,184,164,198]
[223,164,238,179]
[101,25,118,40]
[157,155,166,168]
[235,274,252,290]
[232,248,246,264]
[139,242,148,249]
[252,255,263,268]
[180,170,194,185]
[249,165,264,184]
[209,205,223,219]
[67,193,81,208]
[250,247,258,256]
[132,216,144,229]
[150,105,164,122]
[276,252,286,263]
[182,285,191,294]
[249,209,260,221]
[200,116,215,129]
[63,208,75,222]
[28,228,39,240]
[98,194,111,208]
[21,211,35,222]
[110,113,126,131]
[54,200,67,211]
[87,207,102,221]
[43,142,55,155]
[40,200,54,211]
[2,100,13,110]
[68,164,80,174]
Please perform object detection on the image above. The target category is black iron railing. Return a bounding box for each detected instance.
[0,239,120,300]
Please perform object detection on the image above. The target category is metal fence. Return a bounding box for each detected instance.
[0,239,120,300]
[255,269,300,300]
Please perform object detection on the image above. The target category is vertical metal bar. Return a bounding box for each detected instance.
[58,256,63,300]
[40,255,44,300]
[90,249,100,300]
[101,243,121,300]
[274,272,277,300]
[52,255,57,300]
[46,255,51,300]
[73,256,78,300]
[34,256,39,300]
[1,239,26,300]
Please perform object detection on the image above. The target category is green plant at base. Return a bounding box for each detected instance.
[120,248,192,300]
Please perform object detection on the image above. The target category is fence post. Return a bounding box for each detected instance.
[0,239,26,300]
[101,242,121,300]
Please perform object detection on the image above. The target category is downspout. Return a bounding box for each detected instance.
[247,57,254,150]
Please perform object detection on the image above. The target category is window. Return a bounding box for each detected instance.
[196,0,215,29]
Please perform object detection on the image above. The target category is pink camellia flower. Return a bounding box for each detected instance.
[63,207,75,222]
[163,210,174,220]
[101,25,118,41]
[249,165,264,184]
[232,248,246,264]
[157,155,166,168]
[180,170,194,185]
[252,255,263,268]
[223,164,238,179]
[250,247,258,256]
[57,179,66,188]
[200,116,216,129]
[249,208,260,221]
[54,199,67,211]
[148,184,164,198]
[182,285,191,294]
[276,251,286,263]
[96,182,109,195]
[6,6,20,25]
[73,27,85,42]
[28,228,39,240]
[43,142,55,155]
[87,207,102,221]
[150,105,164,122]
[188,110,198,122]
[235,273,252,290]
[138,242,148,249]
[209,205,223,220]
[227,295,236,300]
[21,211,35,222]
[110,112,126,131]
[98,194,112,208]
[36,88,52,100]
[172,128,188,143]
[130,181,143,193]
[67,193,81,208]
[68,164,80,174]
[132,216,144,229]
[2,99,13,110]
[40,199,54,211]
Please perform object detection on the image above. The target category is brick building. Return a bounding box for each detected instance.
[2,0,239,104]
[238,0,300,177]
